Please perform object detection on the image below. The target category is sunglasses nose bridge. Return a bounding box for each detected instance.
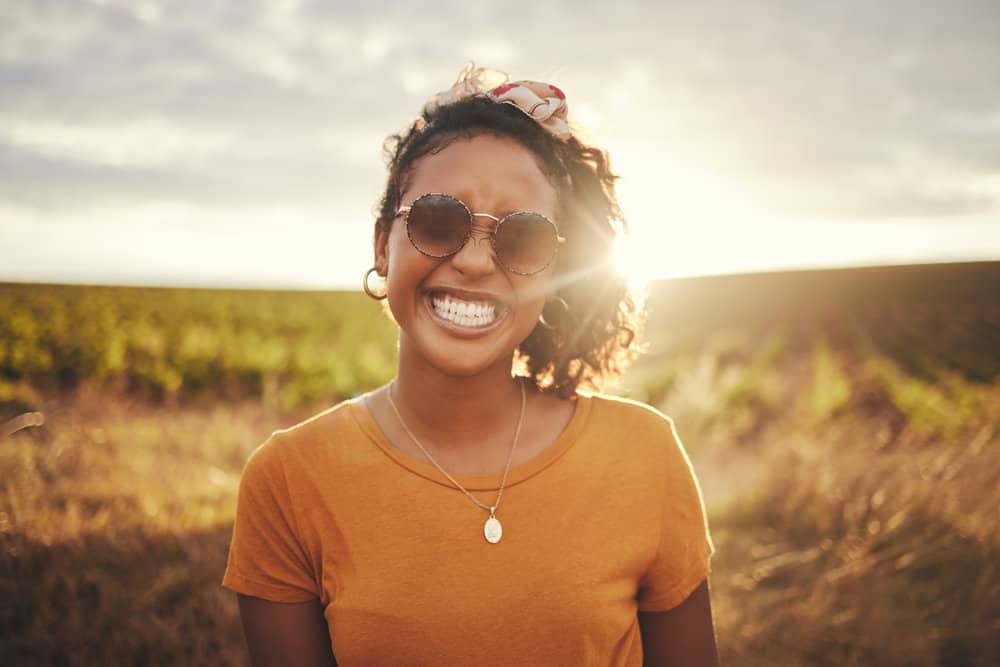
[450,221,502,276]
[468,212,501,242]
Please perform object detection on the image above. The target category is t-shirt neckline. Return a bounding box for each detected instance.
[348,392,593,491]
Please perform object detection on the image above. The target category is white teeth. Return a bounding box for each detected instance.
[431,294,498,327]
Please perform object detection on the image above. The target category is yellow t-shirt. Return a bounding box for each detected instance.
[222,392,714,666]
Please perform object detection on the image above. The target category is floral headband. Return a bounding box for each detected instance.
[422,63,572,140]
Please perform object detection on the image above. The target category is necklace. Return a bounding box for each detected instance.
[386,379,526,544]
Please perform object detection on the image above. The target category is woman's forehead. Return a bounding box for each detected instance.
[402,135,559,215]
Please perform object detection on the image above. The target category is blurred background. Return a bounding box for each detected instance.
[1,1,998,665]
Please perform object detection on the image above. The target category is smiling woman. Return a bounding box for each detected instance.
[221,64,719,667]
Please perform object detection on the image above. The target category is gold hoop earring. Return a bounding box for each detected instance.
[538,296,569,330]
[363,267,387,300]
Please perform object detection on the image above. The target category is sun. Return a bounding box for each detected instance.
[612,234,657,290]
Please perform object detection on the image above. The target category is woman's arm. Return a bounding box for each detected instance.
[237,594,337,667]
[638,578,720,667]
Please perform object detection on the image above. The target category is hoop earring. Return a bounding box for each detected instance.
[363,267,387,301]
[538,296,569,330]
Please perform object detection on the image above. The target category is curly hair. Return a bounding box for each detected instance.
[375,95,644,398]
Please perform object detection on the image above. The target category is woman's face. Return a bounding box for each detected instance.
[375,133,560,380]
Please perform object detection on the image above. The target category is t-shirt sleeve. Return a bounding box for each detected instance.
[221,434,320,602]
[636,416,715,612]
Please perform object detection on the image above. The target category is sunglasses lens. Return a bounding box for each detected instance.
[495,213,559,274]
[406,195,469,257]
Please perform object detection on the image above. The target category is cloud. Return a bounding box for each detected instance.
[0,133,382,213]
[0,0,998,225]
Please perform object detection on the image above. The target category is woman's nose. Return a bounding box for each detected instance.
[450,218,500,276]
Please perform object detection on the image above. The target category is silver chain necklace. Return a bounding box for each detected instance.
[386,380,526,544]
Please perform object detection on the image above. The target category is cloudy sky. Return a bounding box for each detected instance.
[2,0,998,288]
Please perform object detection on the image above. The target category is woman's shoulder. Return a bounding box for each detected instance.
[584,392,677,431]
[580,392,688,458]
[583,393,704,501]
[245,396,367,469]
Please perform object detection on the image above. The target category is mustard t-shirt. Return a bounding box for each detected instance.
[222,393,714,666]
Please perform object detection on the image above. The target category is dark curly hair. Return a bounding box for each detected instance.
[375,94,644,398]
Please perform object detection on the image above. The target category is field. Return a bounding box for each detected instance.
[1,261,998,666]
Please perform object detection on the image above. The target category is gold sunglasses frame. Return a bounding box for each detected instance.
[396,193,566,275]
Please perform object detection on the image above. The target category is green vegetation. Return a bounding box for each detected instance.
[0,283,399,410]
[807,335,852,423]
[2,264,998,666]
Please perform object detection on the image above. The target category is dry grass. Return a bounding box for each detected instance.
[632,314,1000,666]
[1,385,324,666]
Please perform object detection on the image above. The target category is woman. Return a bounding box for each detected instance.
[222,65,719,666]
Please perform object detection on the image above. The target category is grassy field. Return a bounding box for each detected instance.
[2,261,998,665]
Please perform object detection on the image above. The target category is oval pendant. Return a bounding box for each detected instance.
[484,516,503,544]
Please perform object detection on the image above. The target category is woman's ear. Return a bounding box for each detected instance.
[373,221,389,276]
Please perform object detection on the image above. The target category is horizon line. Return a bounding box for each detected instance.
[2,257,998,292]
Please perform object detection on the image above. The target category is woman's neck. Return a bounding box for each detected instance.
[391,358,525,455]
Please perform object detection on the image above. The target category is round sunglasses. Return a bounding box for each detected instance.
[396,193,565,275]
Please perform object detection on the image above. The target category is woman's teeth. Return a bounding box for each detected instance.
[431,294,497,327]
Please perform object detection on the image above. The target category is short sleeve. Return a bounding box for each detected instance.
[221,434,320,602]
[636,417,715,612]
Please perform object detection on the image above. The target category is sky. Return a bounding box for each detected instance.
[1,0,999,289]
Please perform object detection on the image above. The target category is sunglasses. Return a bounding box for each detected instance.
[396,193,565,275]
